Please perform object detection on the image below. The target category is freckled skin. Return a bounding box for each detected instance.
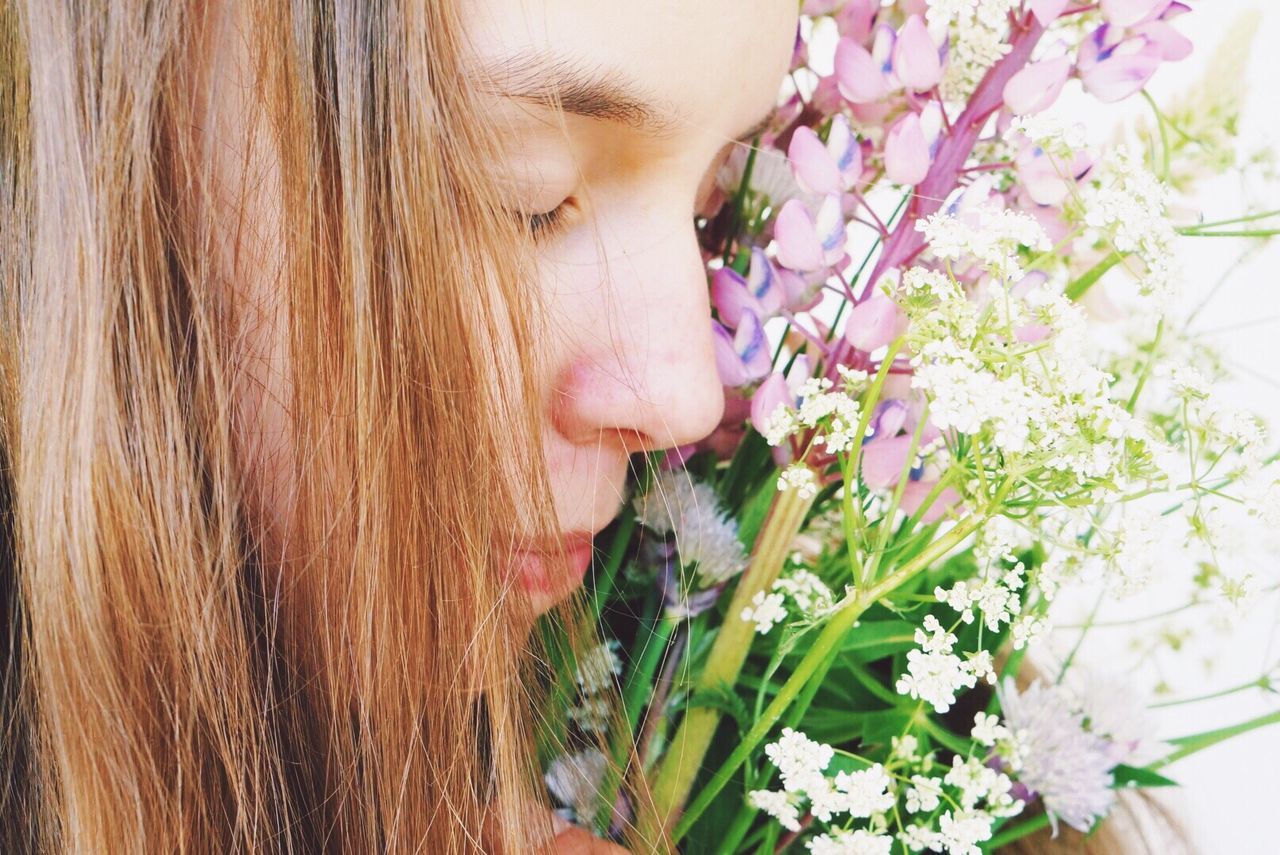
[464,0,799,613]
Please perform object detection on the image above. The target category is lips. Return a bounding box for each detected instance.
[513,532,595,613]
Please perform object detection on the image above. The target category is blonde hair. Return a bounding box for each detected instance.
[0,0,581,851]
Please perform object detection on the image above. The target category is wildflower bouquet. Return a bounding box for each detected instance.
[544,2,1280,852]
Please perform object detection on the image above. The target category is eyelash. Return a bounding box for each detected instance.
[517,147,727,240]
[522,201,571,241]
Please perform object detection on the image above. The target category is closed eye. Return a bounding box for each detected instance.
[516,198,574,242]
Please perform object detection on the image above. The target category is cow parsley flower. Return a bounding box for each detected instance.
[806,829,894,855]
[741,590,788,634]
[917,200,1051,281]
[747,788,803,832]
[779,463,819,499]
[574,641,622,694]
[895,616,979,712]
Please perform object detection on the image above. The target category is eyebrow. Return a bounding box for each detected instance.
[473,50,777,145]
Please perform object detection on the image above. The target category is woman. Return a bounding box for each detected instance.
[0,0,797,851]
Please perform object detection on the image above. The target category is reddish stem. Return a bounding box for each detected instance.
[826,12,1047,376]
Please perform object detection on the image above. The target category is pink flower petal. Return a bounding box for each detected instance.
[774,199,826,272]
[1080,43,1162,103]
[748,247,785,316]
[827,115,863,191]
[893,15,943,92]
[834,0,878,43]
[860,435,915,489]
[788,126,842,196]
[1003,56,1072,116]
[1015,323,1053,343]
[899,481,964,522]
[835,37,891,104]
[1100,0,1171,27]
[1134,20,1192,61]
[884,113,930,186]
[844,293,907,352]
[734,310,773,382]
[1029,0,1071,26]
[711,267,759,329]
[814,193,848,267]
[712,321,748,387]
[750,372,795,436]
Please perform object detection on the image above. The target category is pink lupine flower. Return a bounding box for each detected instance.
[893,15,944,93]
[1099,0,1171,28]
[861,434,915,489]
[899,480,963,522]
[1002,56,1072,116]
[883,112,930,186]
[833,0,878,44]
[711,267,758,329]
[712,311,772,387]
[787,116,862,196]
[776,266,824,314]
[1014,141,1093,206]
[750,372,795,437]
[773,195,846,273]
[1133,17,1192,62]
[843,293,907,352]
[746,247,786,316]
[800,0,844,14]
[834,36,891,104]
[1029,0,1071,26]
[1077,25,1163,103]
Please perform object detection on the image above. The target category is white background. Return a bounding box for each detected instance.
[1042,4,1280,853]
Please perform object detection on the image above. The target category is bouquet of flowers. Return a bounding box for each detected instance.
[542,1,1280,852]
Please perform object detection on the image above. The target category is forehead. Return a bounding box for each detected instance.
[461,0,797,137]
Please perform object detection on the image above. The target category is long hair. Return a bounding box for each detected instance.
[0,0,572,851]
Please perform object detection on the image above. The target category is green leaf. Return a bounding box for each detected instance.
[1112,764,1179,789]
[859,708,914,747]
[687,685,753,735]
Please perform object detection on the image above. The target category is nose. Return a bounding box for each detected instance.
[550,196,726,455]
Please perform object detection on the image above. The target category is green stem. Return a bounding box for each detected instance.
[988,813,1051,848]
[643,485,815,843]
[1149,672,1275,709]
[1176,228,1280,237]
[591,511,637,618]
[668,512,987,843]
[1065,250,1126,301]
[1150,709,1280,770]
[1178,208,1280,231]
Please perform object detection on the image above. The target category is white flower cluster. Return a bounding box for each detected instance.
[574,640,622,694]
[765,373,869,455]
[895,615,987,713]
[741,568,838,634]
[749,723,1027,854]
[778,463,820,499]
[634,469,748,586]
[917,202,1052,282]
[926,0,1021,102]
[1005,115,1088,158]
[568,640,621,733]
[936,520,1030,635]
[1077,144,1181,309]
[748,728,897,847]
[899,260,1159,502]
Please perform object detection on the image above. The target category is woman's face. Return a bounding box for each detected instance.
[200,0,796,617]
[464,0,798,612]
